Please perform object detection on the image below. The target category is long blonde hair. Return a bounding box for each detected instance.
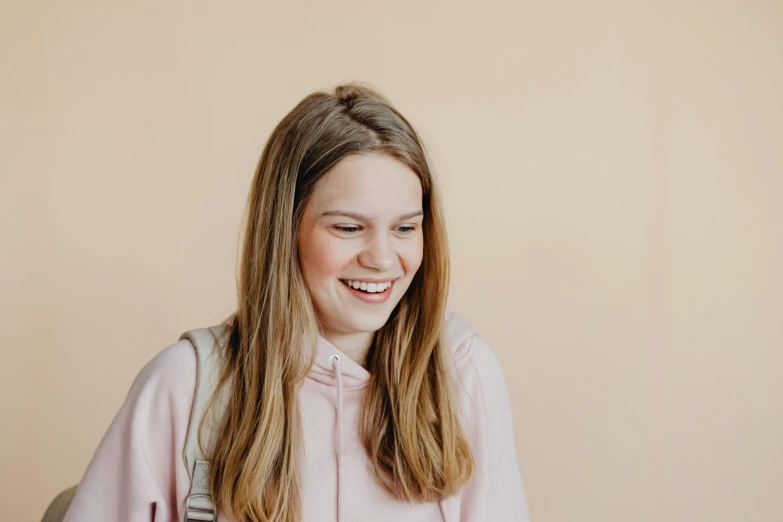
[201,82,474,522]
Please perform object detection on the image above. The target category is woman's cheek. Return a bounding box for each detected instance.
[311,233,355,277]
[402,236,424,273]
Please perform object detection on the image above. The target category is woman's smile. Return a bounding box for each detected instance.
[339,278,396,303]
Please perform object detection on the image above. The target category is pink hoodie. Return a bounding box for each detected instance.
[63,311,529,521]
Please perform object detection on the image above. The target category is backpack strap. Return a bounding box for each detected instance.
[179,325,231,522]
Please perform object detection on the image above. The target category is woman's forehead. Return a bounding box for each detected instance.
[309,154,423,211]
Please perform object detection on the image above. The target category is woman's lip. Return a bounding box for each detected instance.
[340,277,397,284]
[340,279,394,304]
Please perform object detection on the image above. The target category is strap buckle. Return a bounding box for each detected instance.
[184,493,216,522]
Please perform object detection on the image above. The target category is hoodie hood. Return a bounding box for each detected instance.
[445,309,481,361]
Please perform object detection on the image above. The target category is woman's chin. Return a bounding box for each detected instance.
[337,310,394,335]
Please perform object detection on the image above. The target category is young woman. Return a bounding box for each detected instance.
[62,83,529,522]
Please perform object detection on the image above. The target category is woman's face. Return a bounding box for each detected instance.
[297,152,424,339]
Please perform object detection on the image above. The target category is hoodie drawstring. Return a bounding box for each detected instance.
[329,354,345,522]
[439,499,450,522]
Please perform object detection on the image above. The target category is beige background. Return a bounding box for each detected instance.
[2,0,782,520]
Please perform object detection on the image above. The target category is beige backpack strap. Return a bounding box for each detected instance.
[179,325,230,522]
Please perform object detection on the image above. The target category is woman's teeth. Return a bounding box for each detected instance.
[342,280,392,293]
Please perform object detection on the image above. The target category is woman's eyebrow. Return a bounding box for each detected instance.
[320,210,424,221]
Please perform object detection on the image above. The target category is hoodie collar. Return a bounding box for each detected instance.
[307,335,371,388]
[220,310,477,388]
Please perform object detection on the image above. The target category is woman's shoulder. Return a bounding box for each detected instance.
[129,336,197,401]
[62,336,199,520]
[112,337,199,446]
[443,312,529,521]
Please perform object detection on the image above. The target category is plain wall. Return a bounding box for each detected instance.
[2,0,782,520]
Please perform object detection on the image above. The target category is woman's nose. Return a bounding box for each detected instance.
[358,234,394,271]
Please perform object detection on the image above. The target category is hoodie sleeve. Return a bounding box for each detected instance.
[453,334,531,522]
[63,339,197,522]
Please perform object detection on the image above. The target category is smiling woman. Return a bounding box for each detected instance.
[59,82,530,522]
